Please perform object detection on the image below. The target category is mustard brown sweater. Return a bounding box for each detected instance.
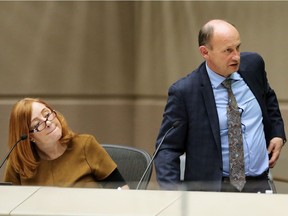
[4,134,117,188]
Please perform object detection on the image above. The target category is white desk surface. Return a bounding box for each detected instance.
[158,191,288,216]
[10,187,183,216]
[0,186,40,216]
[1,186,288,216]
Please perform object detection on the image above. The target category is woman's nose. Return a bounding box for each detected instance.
[45,120,52,126]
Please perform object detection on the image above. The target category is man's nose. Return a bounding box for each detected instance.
[232,50,240,61]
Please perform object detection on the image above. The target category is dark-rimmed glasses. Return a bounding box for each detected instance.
[29,110,57,133]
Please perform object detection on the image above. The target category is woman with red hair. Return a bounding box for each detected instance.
[4,98,128,189]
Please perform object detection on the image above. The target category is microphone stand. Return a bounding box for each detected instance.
[136,121,179,190]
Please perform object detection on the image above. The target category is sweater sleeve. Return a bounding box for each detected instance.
[83,135,117,180]
[99,168,127,188]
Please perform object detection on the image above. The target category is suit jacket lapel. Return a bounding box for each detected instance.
[199,68,222,157]
[239,69,265,111]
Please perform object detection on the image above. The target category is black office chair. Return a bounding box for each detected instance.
[102,144,152,190]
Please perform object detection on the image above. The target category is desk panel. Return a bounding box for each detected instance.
[2,186,288,216]
[0,186,40,216]
[159,191,288,216]
[11,187,183,216]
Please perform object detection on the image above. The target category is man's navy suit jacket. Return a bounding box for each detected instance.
[154,52,286,191]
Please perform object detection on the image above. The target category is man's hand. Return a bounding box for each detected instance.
[268,137,284,168]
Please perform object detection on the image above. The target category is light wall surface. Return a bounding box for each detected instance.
[0,1,287,192]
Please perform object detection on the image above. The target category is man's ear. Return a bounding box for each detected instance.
[199,45,209,58]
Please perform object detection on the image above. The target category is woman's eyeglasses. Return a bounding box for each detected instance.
[29,110,57,133]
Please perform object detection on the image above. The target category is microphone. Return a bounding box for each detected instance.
[136,121,180,190]
[0,134,28,170]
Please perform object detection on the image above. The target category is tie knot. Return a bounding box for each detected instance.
[222,79,232,90]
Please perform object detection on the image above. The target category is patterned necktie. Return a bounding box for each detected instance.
[222,78,246,191]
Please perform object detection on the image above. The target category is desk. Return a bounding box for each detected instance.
[10,187,183,216]
[158,191,288,216]
[1,186,288,216]
[0,186,40,216]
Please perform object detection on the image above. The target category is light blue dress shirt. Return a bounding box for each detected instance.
[206,64,269,176]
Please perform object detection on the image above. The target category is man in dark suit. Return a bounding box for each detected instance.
[154,19,286,193]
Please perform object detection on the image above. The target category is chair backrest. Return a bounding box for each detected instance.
[102,144,152,190]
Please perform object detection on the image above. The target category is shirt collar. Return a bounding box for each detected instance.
[205,63,241,88]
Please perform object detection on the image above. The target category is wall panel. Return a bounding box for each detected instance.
[0,1,287,192]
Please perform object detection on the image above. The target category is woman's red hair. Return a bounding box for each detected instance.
[8,98,75,178]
